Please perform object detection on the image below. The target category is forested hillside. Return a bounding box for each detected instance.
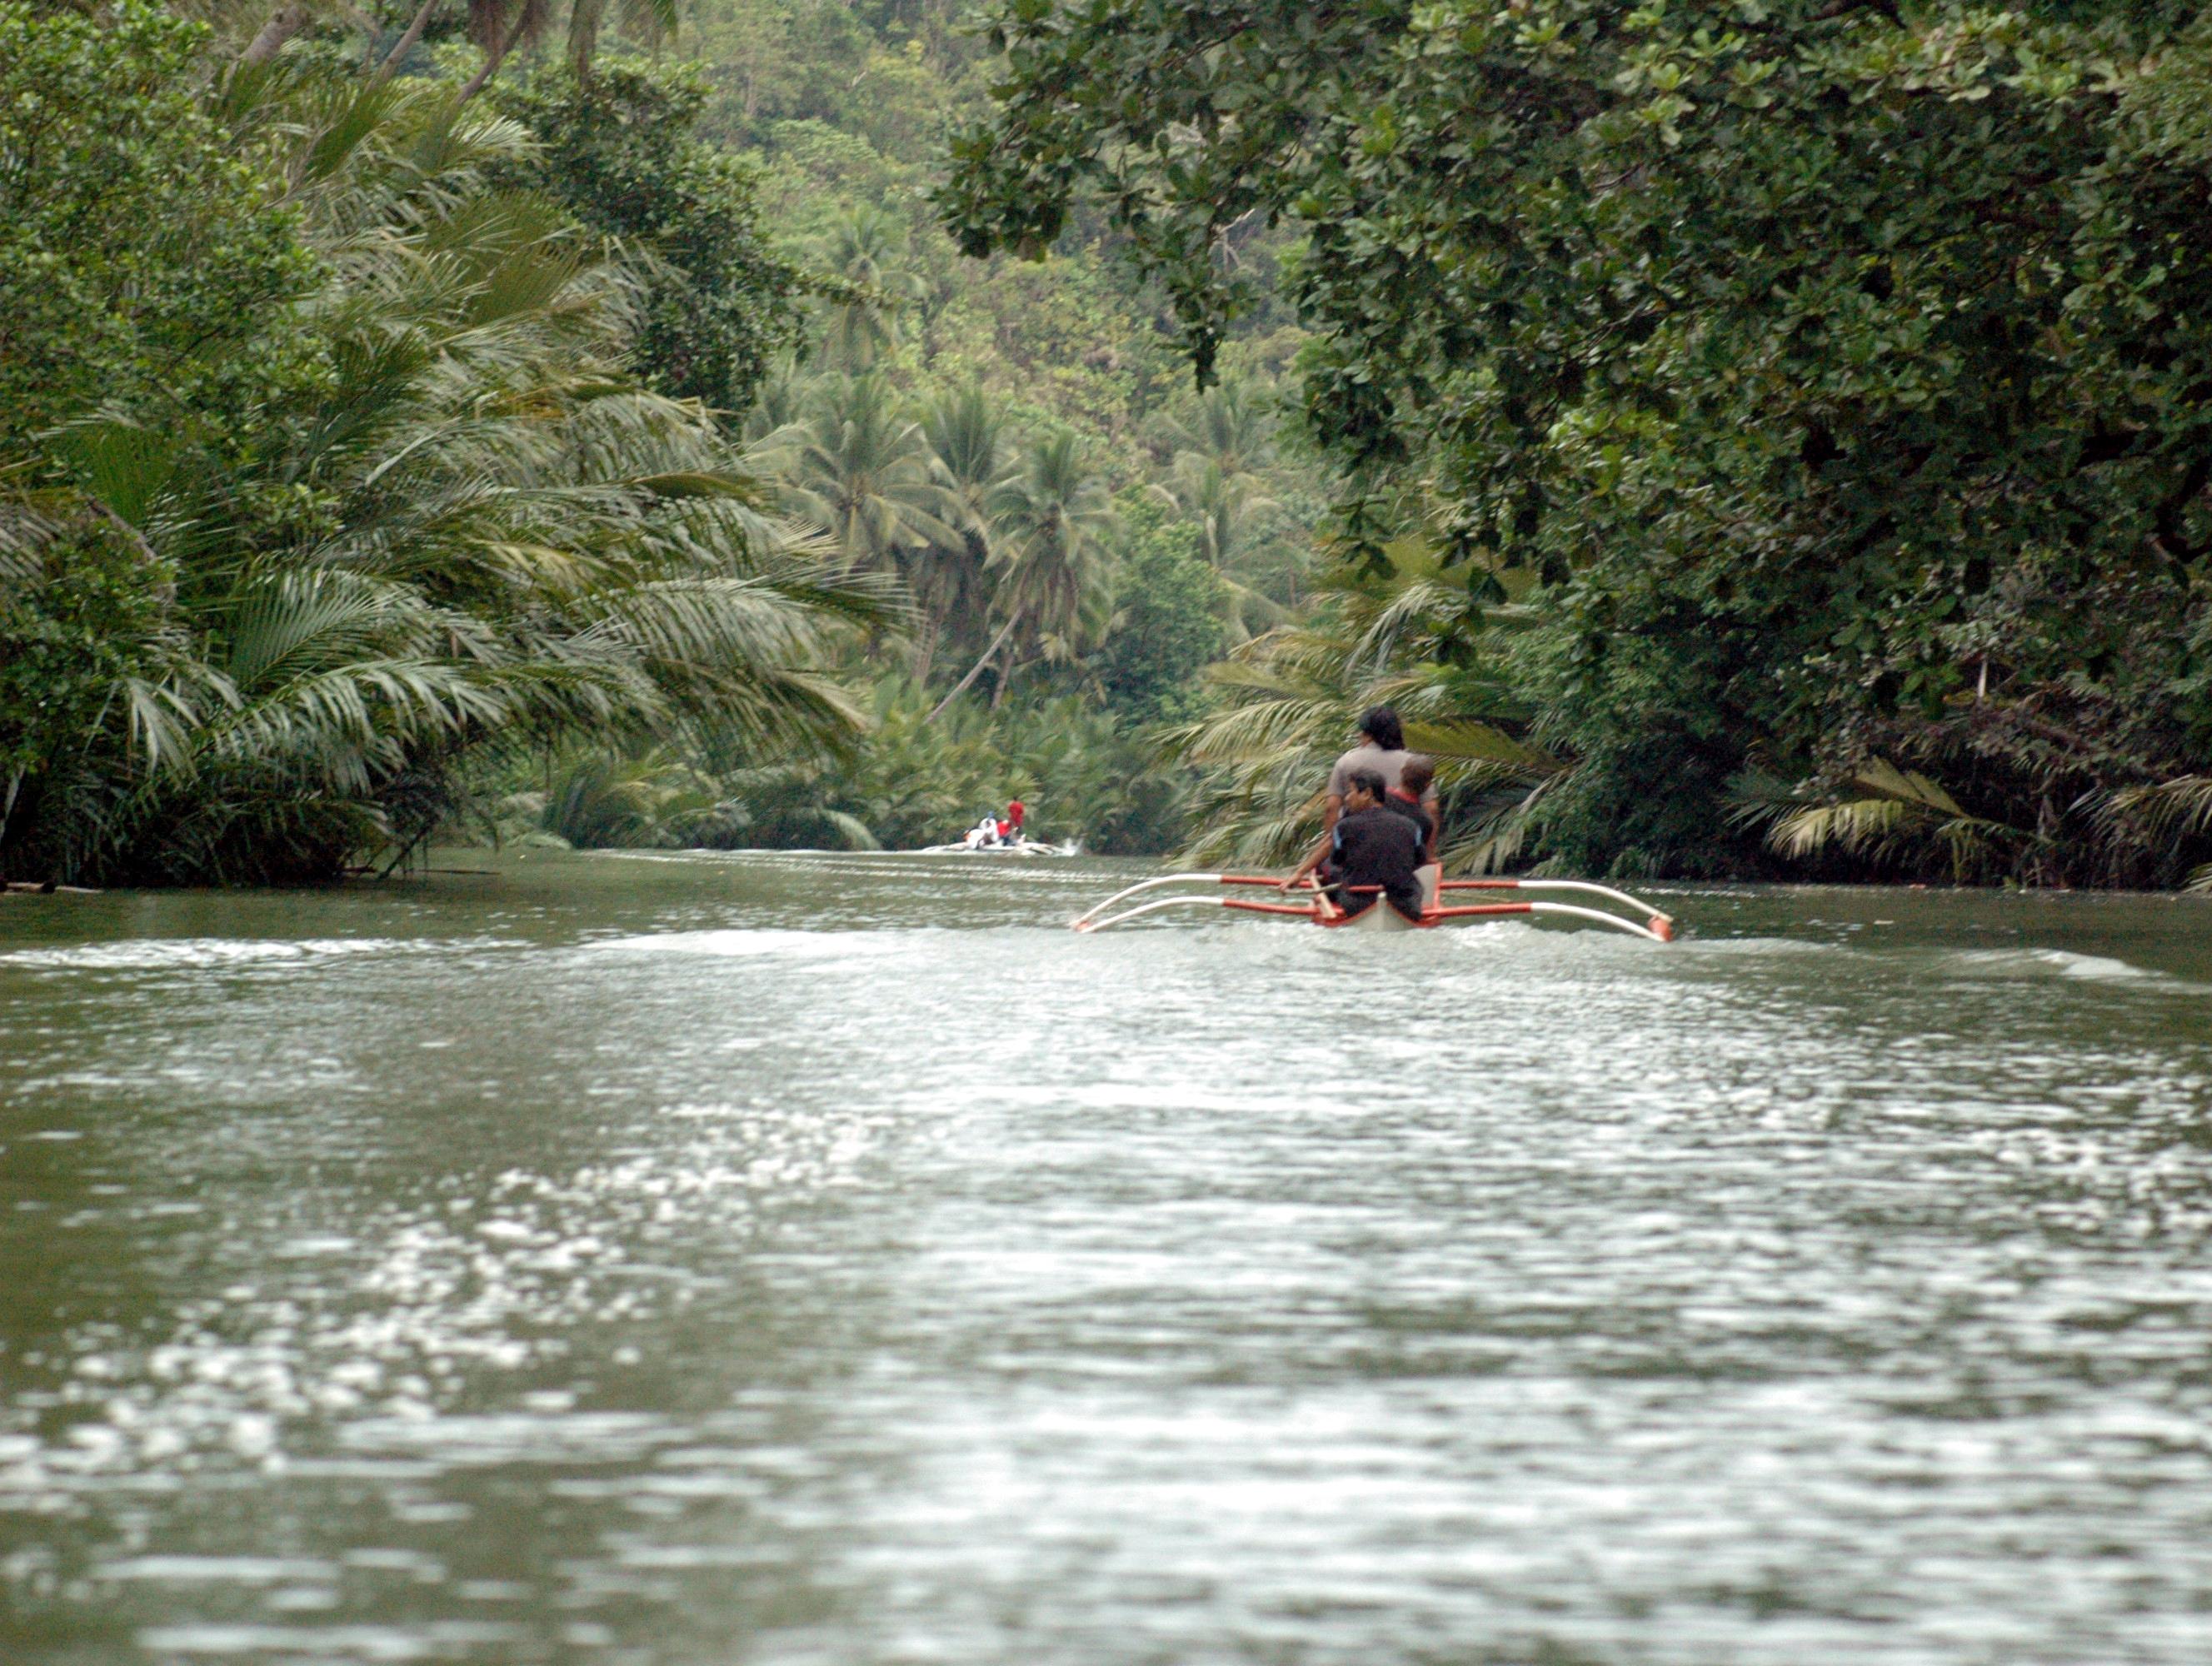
[639,0,1336,852]
[7,0,2211,887]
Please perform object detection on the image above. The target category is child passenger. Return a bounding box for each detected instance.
[1387,753,1442,910]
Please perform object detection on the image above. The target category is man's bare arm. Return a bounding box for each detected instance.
[1286,798,1344,885]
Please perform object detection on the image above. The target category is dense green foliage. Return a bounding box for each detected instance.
[2,0,1330,878]
[0,3,313,451]
[32,0,2206,885]
[947,0,2212,886]
[604,0,1336,855]
[0,4,878,884]
[490,60,809,413]
[500,680,1185,854]
[1095,501,1229,723]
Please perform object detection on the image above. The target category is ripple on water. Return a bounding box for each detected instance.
[0,935,524,975]
[2,855,2212,1664]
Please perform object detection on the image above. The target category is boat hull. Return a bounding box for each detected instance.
[1326,899,1423,931]
[912,840,1075,857]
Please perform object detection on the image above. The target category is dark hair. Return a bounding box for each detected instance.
[1345,767,1386,802]
[1359,706,1404,751]
[1399,752,1435,796]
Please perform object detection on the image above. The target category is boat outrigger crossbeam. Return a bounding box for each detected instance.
[1070,874,1675,942]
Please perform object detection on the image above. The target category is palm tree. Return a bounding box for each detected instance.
[1147,453,1288,641]
[920,385,1011,536]
[741,362,809,447]
[2095,775,2212,890]
[1146,380,1300,640]
[776,374,961,576]
[814,206,926,372]
[1151,379,1279,481]
[1729,761,2028,885]
[240,0,675,94]
[930,431,1117,712]
[1156,456,1269,570]
[911,384,1013,679]
[1163,541,1560,870]
[991,431,1119,656]
[460,0,680,95]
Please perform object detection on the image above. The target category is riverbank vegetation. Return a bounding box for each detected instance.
[1,0,1323,879]
[1,3,882,882]
[948,0,2212,889]
[7,0,2211,888]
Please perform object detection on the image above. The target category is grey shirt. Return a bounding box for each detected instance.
[1327,742,1409,799]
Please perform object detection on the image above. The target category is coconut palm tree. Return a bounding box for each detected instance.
[1151,379,1279,481]
[952,431,1118,707]
[1163,541,1560,870]
[238,0,675,94]
[741,362,809,447]
[776,373,961,576]
[1146,452,1289,642]
[814,206,926,372]
[910,384,1013,679]
[1146,380,1302,641]
[920,386,1011,537]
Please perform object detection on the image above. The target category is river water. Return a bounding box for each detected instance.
[2,850,2210,1664]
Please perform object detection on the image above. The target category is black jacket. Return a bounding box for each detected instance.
[1328,806,1426,920]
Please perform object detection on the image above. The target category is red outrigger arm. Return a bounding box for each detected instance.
[1071,873,1674,941]
[1220,898,1319,917]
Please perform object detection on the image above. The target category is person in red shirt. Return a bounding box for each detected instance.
[1385,754,1441,910]
[1001,800,1026,845]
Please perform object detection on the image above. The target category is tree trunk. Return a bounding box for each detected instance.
[911,611,939,687]
[924,613,1018,724]
[456,6,534,102]
[242,1,313,64]
[369,0,441,82]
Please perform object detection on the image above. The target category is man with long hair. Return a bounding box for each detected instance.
[1284,706,1439,892]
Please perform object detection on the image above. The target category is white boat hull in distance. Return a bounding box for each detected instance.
[912,838,1076,857]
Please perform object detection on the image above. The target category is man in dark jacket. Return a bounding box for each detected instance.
[1287,769,1426,922]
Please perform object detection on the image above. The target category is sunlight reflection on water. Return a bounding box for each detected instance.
[2,854,2211,1663]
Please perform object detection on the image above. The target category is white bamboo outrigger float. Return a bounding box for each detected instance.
[1071,873,1675,942]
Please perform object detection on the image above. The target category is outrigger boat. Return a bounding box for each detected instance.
[1071,874,1675,941]
[916,807,1076,857]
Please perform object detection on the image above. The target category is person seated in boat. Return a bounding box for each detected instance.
[1386,753,1442,910]
[1301,706,1439,872]
[965,813,1002,850]
[1286,769,1426,922]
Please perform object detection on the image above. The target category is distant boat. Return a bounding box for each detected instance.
[913,835,1077,857]
[916,812,1076,857]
